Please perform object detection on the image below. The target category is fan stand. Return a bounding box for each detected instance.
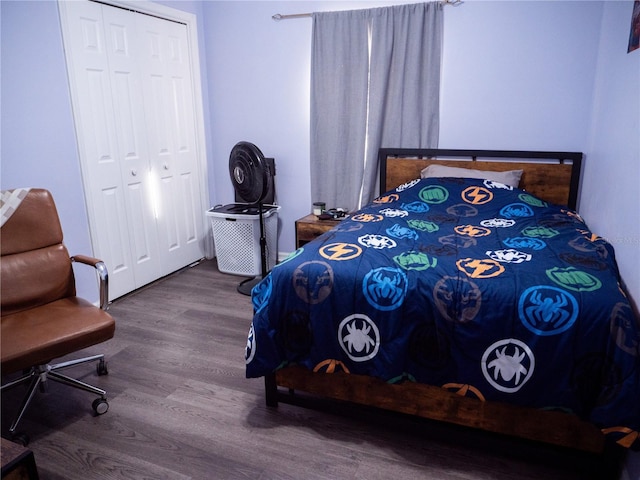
[237,202,268,296]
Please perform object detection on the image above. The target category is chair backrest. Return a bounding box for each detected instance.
[1,188,76,316]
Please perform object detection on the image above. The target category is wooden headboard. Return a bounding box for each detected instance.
[378,148,582,210]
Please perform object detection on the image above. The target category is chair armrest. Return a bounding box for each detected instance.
[71,255,109,310]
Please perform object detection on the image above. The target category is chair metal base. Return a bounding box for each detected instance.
[1,354,109,435]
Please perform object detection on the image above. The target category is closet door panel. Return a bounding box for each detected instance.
[60,0,136,298]
[102,5,161,287]
[137,14,204,273]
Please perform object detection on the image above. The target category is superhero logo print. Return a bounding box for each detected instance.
[419,185,449,204]
[358,234,397,250]
[454,225,492,237]
[480,218,515,228]
[461,186,493,205]
[387,224,419,241]
[351,213,384,223]
[521,226,559,239]
[457,258,505,279]
[434,276,482,323]
[559,252,608,271]
[293,260,334,304]
[396,178,421,192]
[482,338,535,393]
[610,302,640,356]
[363,267,408,311]
[500,203,534,219]
[319,243,363,261]
[394,251,437,271]
[519,193,547,208]
[503,237,547,251]
[446,204,478,218]
[313,359,350,373]
[276,247,304,268]
[408,219,439,233]
[245,323,256,364]
[401,201,430,214]
[408,321,451,370]
[374,193,399,204]
[379,208,408,218]
[278,310,313,355]
[338,314,380,362]
[486,249,532,264]
[518,286,578,336]
[335,222,364,234]
[439,234,477,249]
[546,266,602,292]
[252,275,272,314]
[484,179,513,190]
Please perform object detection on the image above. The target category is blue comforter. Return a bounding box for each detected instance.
[246,177,640,448]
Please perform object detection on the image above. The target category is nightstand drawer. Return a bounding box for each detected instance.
[295,214,340,248]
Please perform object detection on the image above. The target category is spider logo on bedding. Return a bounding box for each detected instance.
[503,237,547,251]
[379,208,408,218]
[486,249,531,264]
[386,224,419,241]
[401,201,430,214]
[338,314,380,362]
[500,203,534,219]
[480,218,515,228]
[518,286,578,336]
[482,339,534,393]
[358,234,396,249]
[363,267,408,311]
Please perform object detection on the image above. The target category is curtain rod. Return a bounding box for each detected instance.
[272,0,462,20]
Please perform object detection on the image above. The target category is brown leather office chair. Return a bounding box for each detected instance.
[1,188,116,440]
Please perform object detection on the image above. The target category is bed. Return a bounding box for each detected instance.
[245,148,640,455]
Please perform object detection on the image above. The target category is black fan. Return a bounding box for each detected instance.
[229,142,275,295]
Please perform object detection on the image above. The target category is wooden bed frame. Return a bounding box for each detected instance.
[264,148,613,455]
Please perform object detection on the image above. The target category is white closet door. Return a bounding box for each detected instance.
[136,14,204,274]
[61,0,138,298]
[60,0,206,300]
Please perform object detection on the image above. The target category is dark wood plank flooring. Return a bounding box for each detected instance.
[1,260,625,479]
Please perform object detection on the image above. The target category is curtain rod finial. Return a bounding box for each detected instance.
[272,14,283,21]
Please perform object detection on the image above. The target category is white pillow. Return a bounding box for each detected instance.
[420,164,523,188]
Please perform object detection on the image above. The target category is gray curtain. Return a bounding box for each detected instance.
[311,2,443,212]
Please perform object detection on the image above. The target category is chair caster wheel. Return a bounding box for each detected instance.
[11,432,30,446]
[97,359,108,376]
[92,397,109,415]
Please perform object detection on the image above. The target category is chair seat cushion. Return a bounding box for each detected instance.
[1,297,115,374]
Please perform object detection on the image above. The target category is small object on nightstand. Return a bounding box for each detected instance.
[312,202,325,216]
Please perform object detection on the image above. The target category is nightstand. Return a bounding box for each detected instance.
[295,214,341,248]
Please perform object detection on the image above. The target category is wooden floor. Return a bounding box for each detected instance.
[1,260,624,479]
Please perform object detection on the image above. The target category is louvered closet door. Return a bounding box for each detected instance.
[60,1,205,300]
